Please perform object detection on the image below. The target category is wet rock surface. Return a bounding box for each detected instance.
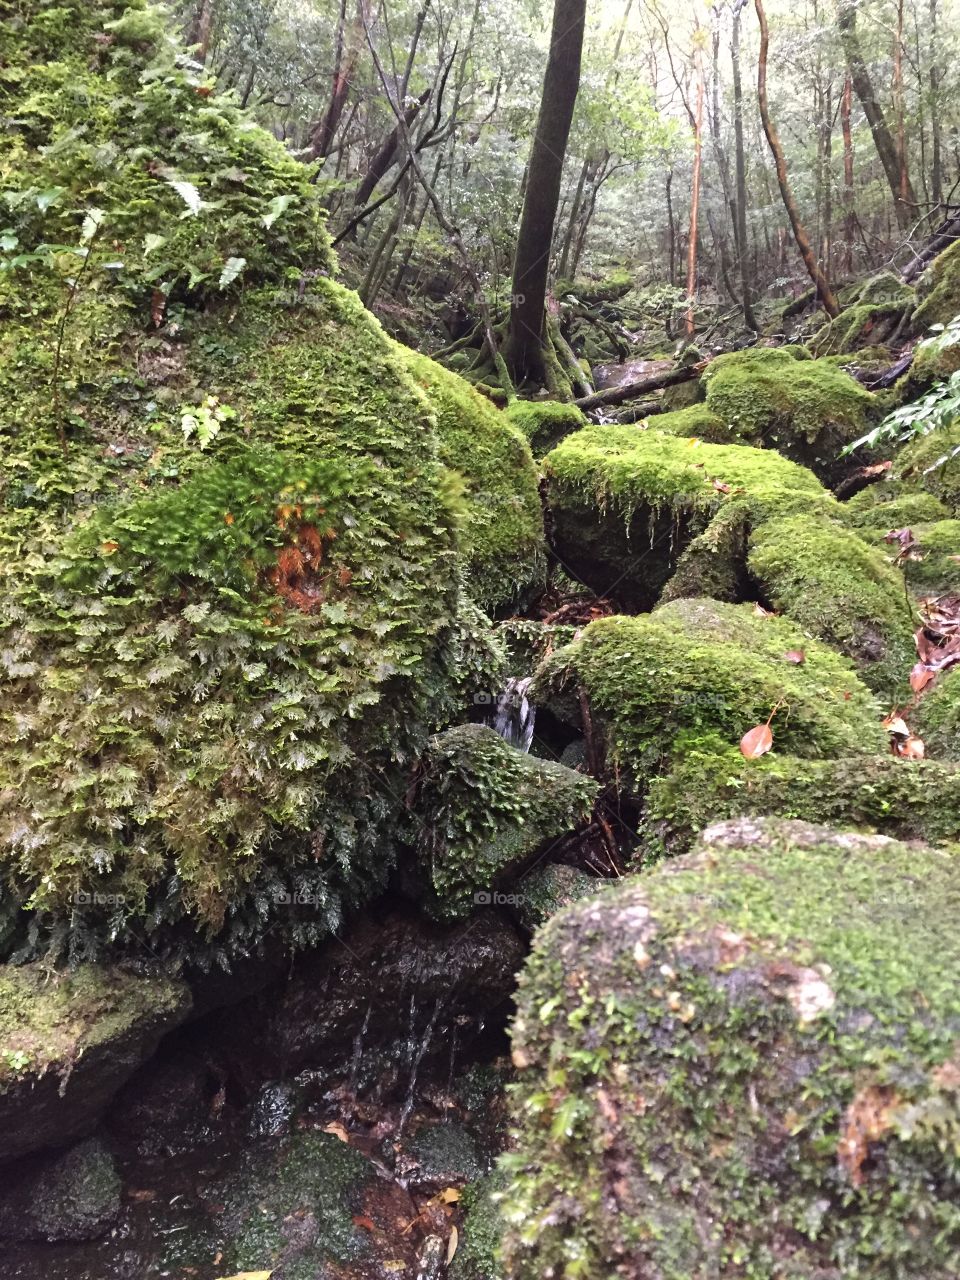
[0,1139,121,1243]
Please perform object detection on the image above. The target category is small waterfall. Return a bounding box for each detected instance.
[490,676,536,752]
[347,1003,371,1095]
[398,996,444,1138]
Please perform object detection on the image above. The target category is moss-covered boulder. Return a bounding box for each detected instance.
[534,599,884,797]
[514,861,599,932]
[543,424,826,608]
[852,518,960,594]
[645,746,960,856]
[700,346,879,481]
[0,0,541,960]
[403,351,545,610]
[891,421,960,515]
[842,487,951,530]
[0,1138,121,1242]
[411,724,598,919]
[503,818,960,1279]
[506,398,586,456]
[0,963,190,1163]
[915,667,960,759]
[913,237,960,331]
[748,513,916,692]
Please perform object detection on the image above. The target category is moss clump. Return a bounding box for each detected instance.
[411,724,598,919]
[701,346,879,480]
[402,351,545,611]
[503,818,960,1279]
[214,1131,369,1272]
[644,746,960,857]
[842,488,951,530]
[892,421,960,515]
[535,599,884,796]
[543,425,826,608]
[505,399,586,456]
[449,1171,508,1280]
[812,303,905,357]
[646,403,728,441]
[913,237,960,330]
[0,1139,121,1242]
[0,0,540,961]
[0,962,189,1161]
[515,862,599,932]
[748,513,915,692]
[915,668,960,759]
[856,519,960,594]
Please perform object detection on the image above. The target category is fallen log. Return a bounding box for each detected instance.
[574,361,705,412]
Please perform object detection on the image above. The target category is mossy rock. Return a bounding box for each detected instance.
[411,724,598,919]
[534,599,884,796]
[854,519,960,594]
[0,963,190,1162]
[644,746,960,857]
[748,513,915,692]
[646,403,730,443]
[812,303,906,358]
[0,0,539,960]
[514,861,599,932]
[892,421,960,515]
[503,818,960,1279]
[913,237,960,331]
[403,351,545,611]
[701,347,880,482]
[505,398,586,456]
[855,270,916,307]
[542,424,827,609]
[449,1171,508,1280]
[841,488,951,530]
[915,667,960,759]
[0,1138,121,1242]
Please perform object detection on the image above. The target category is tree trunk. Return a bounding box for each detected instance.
[684,63,705,339]
[841,75,856,272]
[189,0,214,62]
[353,88,431,207]
[837,0,916,229]
[310,0,367,161]
[930,0,943,205]
[731,0,758,330]
[506,0,587,385]
[893,0,911,209]
[755,0,839,316]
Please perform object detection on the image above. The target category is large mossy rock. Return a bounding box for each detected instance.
[913,237,960,331]
[543,424,825,609]
[0,1138,121,1242]
[700,346,879,481]
[0,0,542,959]
[534,599,885,797]
[916,667,960,758]
[645,746,960,856]
[411,724,598,919]
[0,963,190,1163]
[503,818,960,1279]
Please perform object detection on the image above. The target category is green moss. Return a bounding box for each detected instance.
[856,519,960,593]
[411,724,598,919]
[645,403,728,441]
[701,346,879,479]
[449,1171,508,1280]
[645,746,960,857]
[855,271,916,307]
[913,237,960,331]
[748,513,915,692]
[842,489,951,530]
[535,599,884,795]
[543,424,827,608]
[0,1,535,960]
[812,303,905,357]
[216,1131,369,1272]
[915,667,960,759]
[0,963,187,1088]
[505,399,586,456]
[0,1139,121,1242]
[892,421,960,515]
[503,818,960,1279]
[403,351,545,611]
[515,862,600,932]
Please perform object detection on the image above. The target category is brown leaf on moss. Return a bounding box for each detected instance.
[783,649,805,665]
[838,1085,899,1188]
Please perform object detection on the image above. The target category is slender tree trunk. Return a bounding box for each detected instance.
[506,0,587,384]
[837,0,916,229]
[189,0,214,61]
[353,88,431,207]
[755,0,839,315]
[731,0,757,329]
[893,0,910,208]
[310,0,367,161]
[930,0,943,204]
[665,169,677,287]
[557,160,590,280]
[684,63,705,339]
[841,75,856,272]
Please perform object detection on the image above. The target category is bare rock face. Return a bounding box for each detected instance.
[0,963,190,1164]
[503,818,960,1280]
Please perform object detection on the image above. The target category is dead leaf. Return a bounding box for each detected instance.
[100,540,119,555]
[437,1187,461,1205]
[838,1086,898,1188]
[882,713,910,738]
[740,724,773,759]
[150,289,166,328]
[214,1272,272,1280]
[446,1225,459,1264]
[711,478,731,493]
[896,735,925,760]
[753,603,772,618]
[352,1215,375,1232]
[783,649,805,665]
[323,1121,350,1143]
[909,664,936,694]
[126,1189,156,1202]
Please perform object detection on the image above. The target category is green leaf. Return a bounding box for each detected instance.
[262,194,294,230]
[80,207,106,244]
[165,177,203,216]
[143,233,167,256]
[218,256,247,289]
[36,186,65,213]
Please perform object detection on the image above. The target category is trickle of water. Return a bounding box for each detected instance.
[398,997,444,1139]
[491,676,536,752]
[347,1003,371,1095]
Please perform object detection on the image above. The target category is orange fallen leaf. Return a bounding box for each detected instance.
[224,512,235,526]
[352,1215,375,1232]
[323,1121,350,1143]
[896,735,925,760]
[100,540,119,555]
[783,649,805,665]
[712,479,731,493]
[446,1225,459,1264]
[910,664,936,694]
[740,723,773,759]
